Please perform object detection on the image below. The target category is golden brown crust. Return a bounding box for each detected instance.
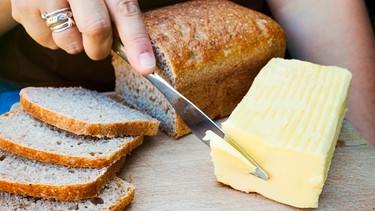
[144,0,285,81]
[19,92,159,137]
[0,157,126,201]
[144,0,286,119]
[0,131,143,167]
[110,179,135,211]
[173,116,190,139]
[114,0,286,139]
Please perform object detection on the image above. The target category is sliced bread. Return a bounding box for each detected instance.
[113,63,189,139]
[0,148,125,201]
[113,0,286,138]
[0,109,143,168]
[0,176,134,211]
[19,86,160,137]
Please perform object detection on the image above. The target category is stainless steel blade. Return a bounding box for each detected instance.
[112,38,269,181]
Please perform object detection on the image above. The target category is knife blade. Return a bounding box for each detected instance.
[112,38,269,181]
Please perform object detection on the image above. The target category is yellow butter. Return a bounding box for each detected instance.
[205,130,257,174]
[207,58,352,208]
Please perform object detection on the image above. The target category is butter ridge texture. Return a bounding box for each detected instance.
[208,58,352,208]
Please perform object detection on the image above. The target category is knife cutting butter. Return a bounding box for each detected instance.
[205,58,352,208]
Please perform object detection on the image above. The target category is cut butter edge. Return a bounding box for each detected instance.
[204,130,257,173]
[205,58,352,208]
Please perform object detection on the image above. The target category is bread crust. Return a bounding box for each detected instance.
[145,0,286,117]
[0,176,135,210]
[0,110,143,167]
[19,87,160,137]
[0,156,126,201]
[114,0,286,138]
[99,177,135,211]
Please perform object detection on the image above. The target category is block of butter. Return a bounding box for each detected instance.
[205,58,352,208]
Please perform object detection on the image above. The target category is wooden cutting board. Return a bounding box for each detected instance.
[119,120,375,210]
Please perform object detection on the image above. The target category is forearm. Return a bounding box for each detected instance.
[0,0,18,36]
[267,0,375,146]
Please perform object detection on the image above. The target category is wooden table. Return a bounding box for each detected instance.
[119,120,375,210]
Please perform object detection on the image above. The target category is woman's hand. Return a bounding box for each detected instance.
[11,0,155,75]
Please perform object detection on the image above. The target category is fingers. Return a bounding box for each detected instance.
[11,0,58,49]
[11,0,155,73]
[47,7,83,54]
[43,0,84,55]
[68,0,112,60]
[11,0,112,60]
[105,0,156,75]
[11,0,83,53]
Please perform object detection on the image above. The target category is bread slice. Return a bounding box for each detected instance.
[113,0,286,138]
[0,148,126,201]
[0,109,143,168]
[113,64,189,139]
[0,176,134,211]
[19,86,160,137]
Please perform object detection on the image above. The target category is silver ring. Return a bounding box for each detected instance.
[50,17,75,33]
[41,7,75,32]
[45,11,73,27]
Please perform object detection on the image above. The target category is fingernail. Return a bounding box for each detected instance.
[139,52,156,69]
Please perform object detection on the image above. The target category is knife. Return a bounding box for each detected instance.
[112,38,269,181]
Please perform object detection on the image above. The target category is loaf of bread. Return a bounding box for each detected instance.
[0,109,143,168]
[20,87,160,137]
[0,148,125,201]
[0,176,135,211]
[113,0,286,138]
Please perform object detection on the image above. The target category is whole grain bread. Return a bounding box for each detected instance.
[0,148,126,201]
[20,87,160,137]
[0,176,134,211]
[0,109,143,168]
[113,0,286,138]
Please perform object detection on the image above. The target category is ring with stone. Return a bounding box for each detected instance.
[41,7,75,32]
[49,17,75,33]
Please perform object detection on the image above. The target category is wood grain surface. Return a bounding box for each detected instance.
[119,120,375,210]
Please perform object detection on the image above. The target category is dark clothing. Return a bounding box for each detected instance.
[0,26,115,92]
